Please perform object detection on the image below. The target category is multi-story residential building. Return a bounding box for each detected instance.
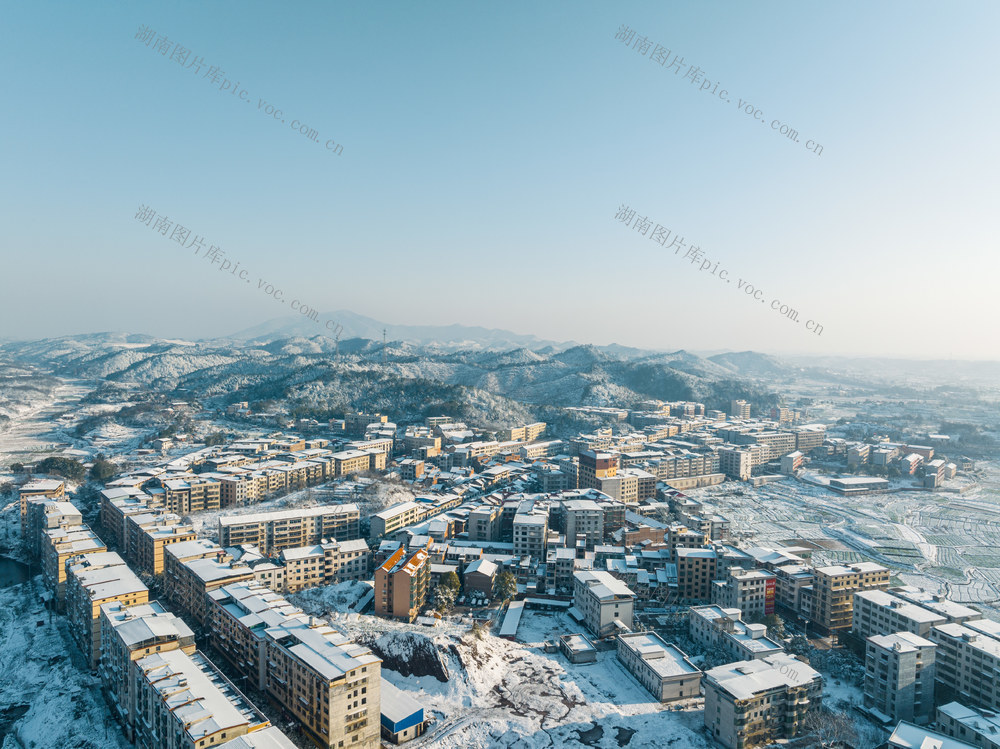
[717,447,752,480]
[157,476,222,514]
[135,648,274,749]
[99,600,196,740]
[24,499,80,559]
[546,547,576,594]
[930,623,1000,711]
[218,504,360,556]
[886,723,977,749]
[773,564,814,614]
[811,562,890,634]
[128,513,197,575]
[890,586,982,625]
[333,449,386,477]
[279,539,371,593]
[563,499,604,550]
[674,548,718,602]
[573,570,635,638]
[467,505,502,543]
[864,632,936,724]
[577,450,618,491]
[847,444,871,468]
[263,614,382,748]
[164,540,254,626]
[937,701,1000,749]
[19,478,66,532]
[65,551,149,669]
[729,400,751,419]
[853,590,947,640]
[688,605,784,663]
[616,632,701,702]
[712,569,776,620]
[370,502,427,540]
[41,524,108,603]
[792,425,826,452]
[375,548,430,622]
[703,653,822,749]
[512,511,548,562]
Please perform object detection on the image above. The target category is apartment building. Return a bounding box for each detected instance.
[127,513,197,575]
[564,499,604,550]
[886,723,977,749]
[99,489,158,548]
[675,548,718,602]
[773,564,813,614]
[573,570,635,638]
[688,605,784,663]
[712,569,776,620]
[218,504,360,556]
[930,623,1000,711]
[848,444,871,468]
[99,600,196,740]
[135,648,274,749]
[164,540,255,626]
[729,400,751,419]
[864,632,936,724]
[703,653,822,749]
[66,551,149,669]
[332,449,385,477]
[937,702,1000,749]
[792,425,826,452]
[577,450,618,491]
[890,586,982,625]
[19,478,65,532]
[467,505,502,543]
[512,511,548,561]
[279,539,371,593]
[370,502,427,540]
[616,632,701,702]
[41,524,108,603]
[24,499,80,559]
[375,548,430,622]
[263,614,382,748]
[717,447,752,480]
[853,590,947,639]
[158,476,222,514]
[811,562,890,634]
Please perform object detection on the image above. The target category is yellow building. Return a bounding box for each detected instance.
[66,551,149,670]
[19,478,65,533]
[217,504,360,556]
[812,562,890,634]
[41,524,107,604]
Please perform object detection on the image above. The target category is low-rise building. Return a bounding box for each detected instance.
[688,605,784,663]
[616,632,701,702]
[937,701,1000,749]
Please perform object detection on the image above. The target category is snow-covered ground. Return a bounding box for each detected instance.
[364,608,712,749]
[0,574,131,749]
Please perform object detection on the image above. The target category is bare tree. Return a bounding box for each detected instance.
[804,707,857,747]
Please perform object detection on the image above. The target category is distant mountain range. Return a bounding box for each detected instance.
[224,310,580,352]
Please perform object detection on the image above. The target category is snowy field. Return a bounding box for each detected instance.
[689,463,1000,617]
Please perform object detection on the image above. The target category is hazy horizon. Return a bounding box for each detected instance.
[3,1,998,360]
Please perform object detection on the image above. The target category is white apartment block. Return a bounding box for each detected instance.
[854,590,947,639]
[711,569,776,620]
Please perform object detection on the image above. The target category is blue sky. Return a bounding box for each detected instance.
[2,1,998,359]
